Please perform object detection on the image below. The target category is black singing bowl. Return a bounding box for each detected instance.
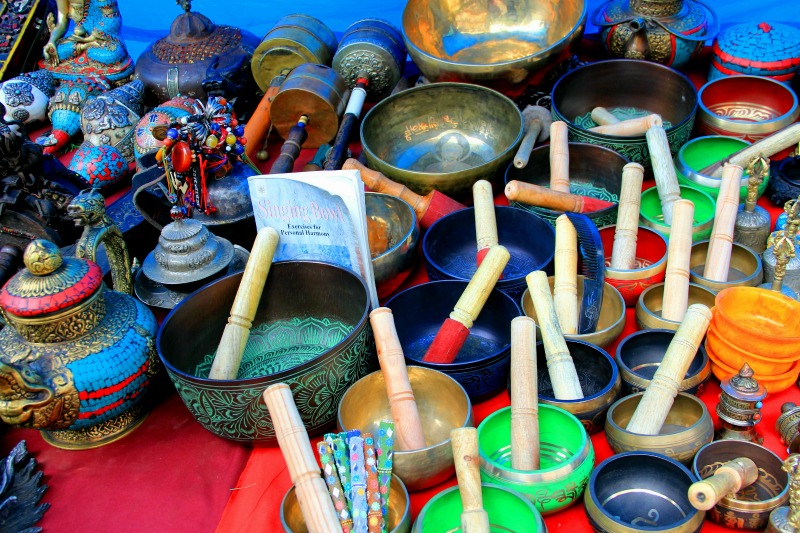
[156,261,375,444]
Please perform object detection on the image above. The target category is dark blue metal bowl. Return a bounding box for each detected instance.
[385,280,521,401]
[422,205,555,303]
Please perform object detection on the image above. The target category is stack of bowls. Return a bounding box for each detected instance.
[707,287,800,393]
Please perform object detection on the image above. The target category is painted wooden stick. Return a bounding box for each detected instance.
[549,121,570,194]
[701,122,800,177]
[610,162,645,270]
[589,113,662,136]
[626,303,712,435]
[513,105,552,169]
[703,164,744,282]
[422,246,510,364]
[661,200,695,322]
[369,307,427,451]
[647,124,681,226]
[473,180,499,268]
[510,316,540,471]
[525,270,584,400]
[451,427,490,533]
[342,158,465,229]
[208,227,280,379]
[554,215,579,335]
[688,457,758,511]
[590,107,621,126]
[263,383,342,533]
[243,73,285,161]
[504,180,615,213]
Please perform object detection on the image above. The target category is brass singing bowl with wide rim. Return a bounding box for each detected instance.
[635,282,717,331]
[365,192,420,298]
[688,240,763,294]
[337,366,473,492]
[402,0,587,86]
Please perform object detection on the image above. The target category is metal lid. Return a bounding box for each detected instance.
[720,363,767,402]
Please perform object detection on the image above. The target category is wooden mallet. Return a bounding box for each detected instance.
[610,163,645,270]
[473,180,500,271]
[208,227,280,380]
[554,214,579,335]
[370,307,427,451]
[513,105,552,169]
[510,316,540,471]
[549,121,570,194]
[504,181,616,213]
[700,122,800,178]
[647,124,681,226]
[661,199,695,322]
[703,164,744,282]
[688,457,759,511]
[589,113,663,136]
[590,107,621,126]
[451,427,490,533]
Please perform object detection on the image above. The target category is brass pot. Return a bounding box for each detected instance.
[635,282,717,331]
[689,240,763,293]
[776,402,800,454]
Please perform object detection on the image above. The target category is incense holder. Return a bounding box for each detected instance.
[598,225,668,306]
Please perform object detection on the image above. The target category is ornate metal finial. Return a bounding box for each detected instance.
[783,454,800,528]
[745,154,770,212]
[731,363,760,392]
[23,239,62,276]
[772,231,797,293]
[176,0,192,12]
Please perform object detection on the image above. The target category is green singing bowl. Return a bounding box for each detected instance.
[639,185,716,243]
[635,282,717,331]
[360,82,523,200]
[337,366,473,492]
[411,483,547,533]
[281,474,411,533]
[605,392,714,465]
[689,240,763,294]
[477,404,595,515]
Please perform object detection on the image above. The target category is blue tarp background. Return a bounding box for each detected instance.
[118,1,799,65]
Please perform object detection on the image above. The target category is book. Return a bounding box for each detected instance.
[248,170,379,309]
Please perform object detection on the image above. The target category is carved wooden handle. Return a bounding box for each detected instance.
[342,158,429,220]
[473,180,498,254]
[554,215,579,334]
[262,384,341,533]
[610,162,645,270]
[369,307,427,451]
[513,119,545,169]
[590,107,621,126]
[549,121,570,194]
[451,427,490,533]
[510,316,539,471]
[689,457,758,511]
[626,304,711,435]
[525,271,584,400]
[244,83,281,160]
[270,116,309,174]
[504,181,615,213]
[449,245,510,329]
[646,124,681,226]
[703,122,800,177]
[208,227,280,380]
[703,164,744,282]
[589,113,662,136]
[662,200,695,322]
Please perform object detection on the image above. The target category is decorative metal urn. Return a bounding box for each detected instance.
[765,198,800,295]
[592,0,719,69]
[716,363,767,444]
[735,156,772,254]
[0,239,159,450]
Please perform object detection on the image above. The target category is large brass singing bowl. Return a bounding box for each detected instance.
[402,0,586,85]
[635,282,717,331]
[689,240,763,294]
[337,366,473,492]
[360,82,524,199]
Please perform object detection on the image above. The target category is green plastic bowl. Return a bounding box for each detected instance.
[675,136,768,202]
[639,185,716,243]
[477,404,595,515]
[411,483,547,533]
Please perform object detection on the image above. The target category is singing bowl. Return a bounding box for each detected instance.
[402,0,586,87]
[639,185,716,243]
[551,59,698,168]
[706,350,800,394]
[281,474,411,533]
[337,366,473,492]
[635,282,717,331]
[675,136,766,202]
[360,82,523,199]
[366,192,420,299]
[385,280,522,401]
[688,240,763,294]
[616,329,711,396]
[584,452,704,533]
[477,404,594,515]
[692,440,789,531]
[706,321,800,375]
[520,276,626,349]
[697,75,800,142]
[504,142,628,229]
[605,392,714,465]
[598,225,668,306]
[411,483,547,532]
[713,287,800,358]
[423,205,555,302]
[156,261,374,444]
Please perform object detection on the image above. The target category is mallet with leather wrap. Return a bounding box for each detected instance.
[451,427,490,533]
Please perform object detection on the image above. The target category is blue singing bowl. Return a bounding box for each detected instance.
[385,280,522,401]
[423,205,555,302]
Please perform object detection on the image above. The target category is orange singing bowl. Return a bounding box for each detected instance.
[707,351,800,394]
[706,322,800,375]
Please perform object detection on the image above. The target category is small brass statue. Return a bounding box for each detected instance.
[766,453,800,532]
[765,197,800,296]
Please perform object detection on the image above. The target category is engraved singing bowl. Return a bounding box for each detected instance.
[705,320,800,375]
[616,329,711,397]
[605,392,714,465]
[359,82,524,199]
[385,280,522,401]
[504,142,629,229]
[402,0,586,87]
[411,483,547,532]
[156,261,374,444]
[635,282,717,331]
[598,225,668,306]
[688,240,763,294]
[551,59,698,168]
[476,404,595,515]
[639,185,716,243]
[281,473,411,533]
[692,440,789,531]
[365,193,420,299]
[337,366,473,492]
[422,205,555,303]
[584,452,704,533]
[520,275,626,349]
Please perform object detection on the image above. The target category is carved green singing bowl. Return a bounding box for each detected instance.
[639,185,716,243]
